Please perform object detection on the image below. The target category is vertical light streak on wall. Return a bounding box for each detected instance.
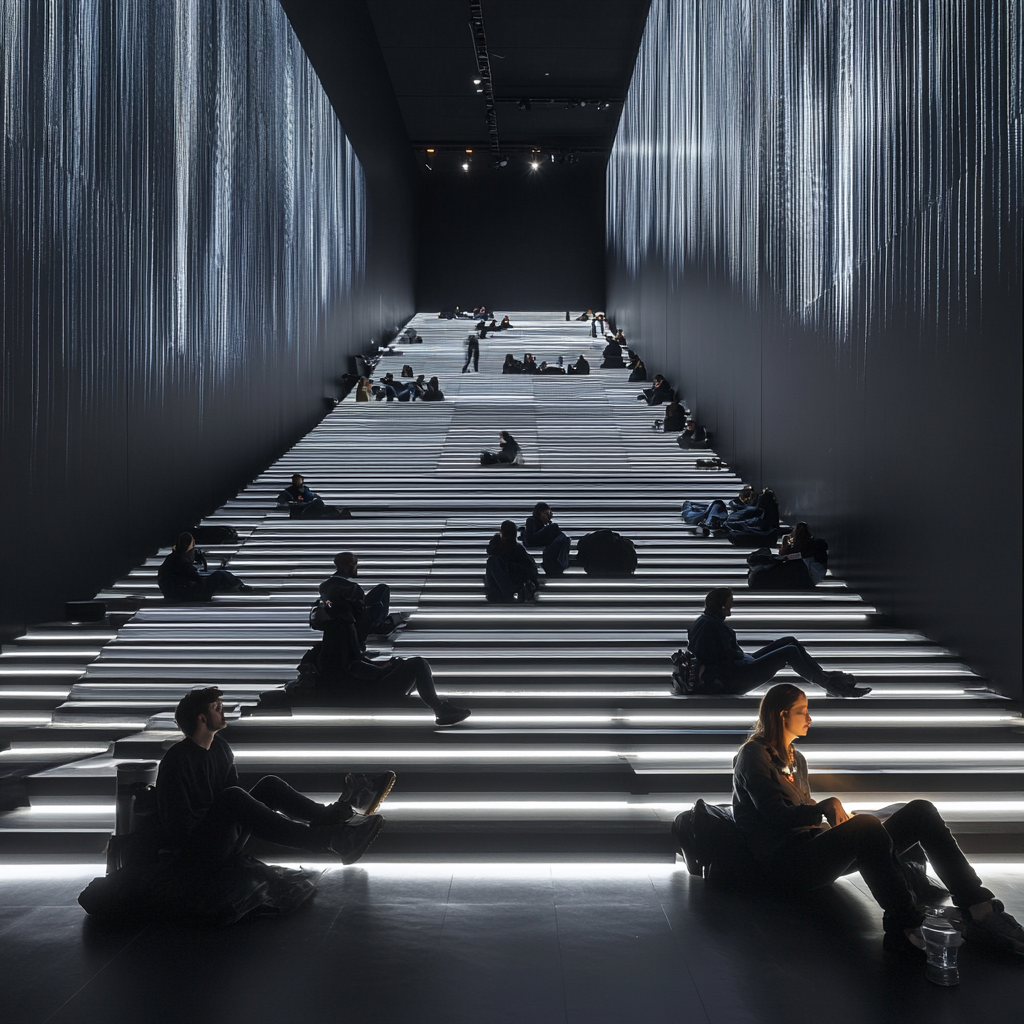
[1,0,366,473]
[607,0,1022,352]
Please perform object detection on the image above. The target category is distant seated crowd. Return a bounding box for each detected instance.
[501,353,590,375]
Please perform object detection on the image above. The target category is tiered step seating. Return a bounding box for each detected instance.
[2,312,1021,859]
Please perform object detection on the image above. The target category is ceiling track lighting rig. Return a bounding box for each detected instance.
[468,1,502,168]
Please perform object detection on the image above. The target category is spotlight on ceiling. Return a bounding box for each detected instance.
[473,78,481,85]
[530,161,539,171]
[462,162,470,171]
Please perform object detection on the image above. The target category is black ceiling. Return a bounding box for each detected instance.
[364,0,651,155]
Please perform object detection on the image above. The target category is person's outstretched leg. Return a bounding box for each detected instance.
[883,800,993,907]
[748,640,868,698]
[716,651,793,695]
[248,775,343,826]
[383,657,471,726]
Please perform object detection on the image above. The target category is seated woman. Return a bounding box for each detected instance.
[732,683,1024,962]
[355,377,373,402]
[522,353,539,374]
[677,418,710,446]
[779,522,829,584]
[613,329,627,346]
[502,354,522,374]
[601,340,625,368]
[420,376,445,401]
[662,395,686,432]
[499,315,513,330]
[480,431,523,466]
[488,319,500,331]
[627,352,648,382]
[730,484,756,510]
[567,354,590,375]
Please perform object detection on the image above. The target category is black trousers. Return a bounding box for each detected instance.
[717,636,827,695]
[340,656,442,710]
[363,582,390,631]
[526,524,571,574]
[462,342,479,372]
[484,555,537,601]
[179,776,330,865]
[763,800,993,931]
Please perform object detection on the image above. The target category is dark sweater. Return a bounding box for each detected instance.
[157,549,207,600]
[486,536,539,584]
[732,740,825,859]
[277,483,317,504]
[319,574,370,640]
[687,608,746,672]
[156,733,238,847]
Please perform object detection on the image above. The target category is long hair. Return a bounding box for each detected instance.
[747,682,805,762]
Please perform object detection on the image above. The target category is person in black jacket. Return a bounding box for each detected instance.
[662,395,686,432]
[480,431,522,466]
[157,687,388,864]
[485,520,540,602]
[157,533,253,601]
[677,419,710,448]
[523,502,570,575]
[567,354,590,375]
[732,683,1024,962]
[686,588,869,697]
[320,552,396,637]
[276,474,350,518]
[502,354,523,374]
[421,376,445,401]
[462,333,480,373]
[638,374,674,405]
[627,351,648,382]
[600,340,625,368]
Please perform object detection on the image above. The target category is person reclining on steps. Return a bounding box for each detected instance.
[729,683,1024,963]
[502,354,523,374]
[686,587,869,697]
[677,419,710,447]
[539,360,565,374]
[157,687,389,864]
[499,315,513,330]
[321,552,400,636]
[480,431,522,466]
[567,354,590,375]
[157,533,256,601]
[523,502,571,575]
[576,309,594,321]
[485,520,540,602]
[601,340,626,368]
[276,474,350,518]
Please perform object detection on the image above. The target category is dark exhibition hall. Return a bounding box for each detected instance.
[1,1,1021,1022]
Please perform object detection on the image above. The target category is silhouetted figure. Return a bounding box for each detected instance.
[627,352,648,382]
[157,533,252,602]
[462,334,480,373]
[485,520,540,602]
[276,474,350,518]
[157,687,386,864]
[663,395,686,432]
[523,502,571,575]
[421,376,445,401]
[728,683,1024,962]
[639,374,673,404]
[480,431,522,466]
[320,552,395,638]
[576,309,594,321]
[601,340,625,368]
[499,316,513,330]
[567,354,590,375]
[503,354,523,374]
[677,419,710,447]
[685,588,868,697]
[522,353,539,374]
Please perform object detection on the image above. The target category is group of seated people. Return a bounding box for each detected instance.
[484,503,571,602]
[366,371,444,402]
[501,353,590,375]
[439,306,491,320]
[476,316,513,337]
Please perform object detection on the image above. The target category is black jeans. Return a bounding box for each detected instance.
[763,800,994,931]
[484,555,537,601]
[717,636,827,695]
[363,582,390,632]
[343,655,443,711]
[526,524,570,575]
[462,342,479,372]
[176,569,244,601]
[179,776,330,865]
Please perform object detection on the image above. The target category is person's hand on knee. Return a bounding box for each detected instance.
[817,796,850,826]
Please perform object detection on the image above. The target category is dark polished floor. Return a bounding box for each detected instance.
[2,859,1022,1024]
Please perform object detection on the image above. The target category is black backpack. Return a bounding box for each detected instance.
[671,799,760,883]
[576,530,637,576]
[670,648,726,695]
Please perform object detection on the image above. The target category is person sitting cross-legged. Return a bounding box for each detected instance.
[485,520,540,602]
[687,587,870,698]
[523,502,571,576]
[276,473,351,518]
[157,533,256,602]
[158,687,389,864]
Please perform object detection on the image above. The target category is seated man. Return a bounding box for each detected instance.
[485,520,540,602]
[662,395,686,432]
[638,374,673,404]
[321,552,397,636]
[523,502,571,575]
[502,354,523,374]
[420,376,445,401]
[158,687,388,864]
[677,419,710,447]
[686,588,869,698]
[566,354,590,375]
[276,474,350,518]
[157,533,254,601]
[600,340,625,368]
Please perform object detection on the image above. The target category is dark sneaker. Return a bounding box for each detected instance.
[670,811,702,877]
[341,771,397,815]
[823,671,871,698]
[963,900,1024,956]
[319,798,355,825]
[434,701,472,727]
[328,814,385,864]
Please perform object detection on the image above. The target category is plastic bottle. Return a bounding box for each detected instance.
[920,910,964,986]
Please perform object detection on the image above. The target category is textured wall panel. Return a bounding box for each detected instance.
[0,1,384,634]
[607,0,1022,695]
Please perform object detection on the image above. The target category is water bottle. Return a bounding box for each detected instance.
[920,910,964,986]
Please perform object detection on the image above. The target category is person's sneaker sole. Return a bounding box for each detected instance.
[359,771,397,815]
[334,815,386,865]
[435,706,472,727]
